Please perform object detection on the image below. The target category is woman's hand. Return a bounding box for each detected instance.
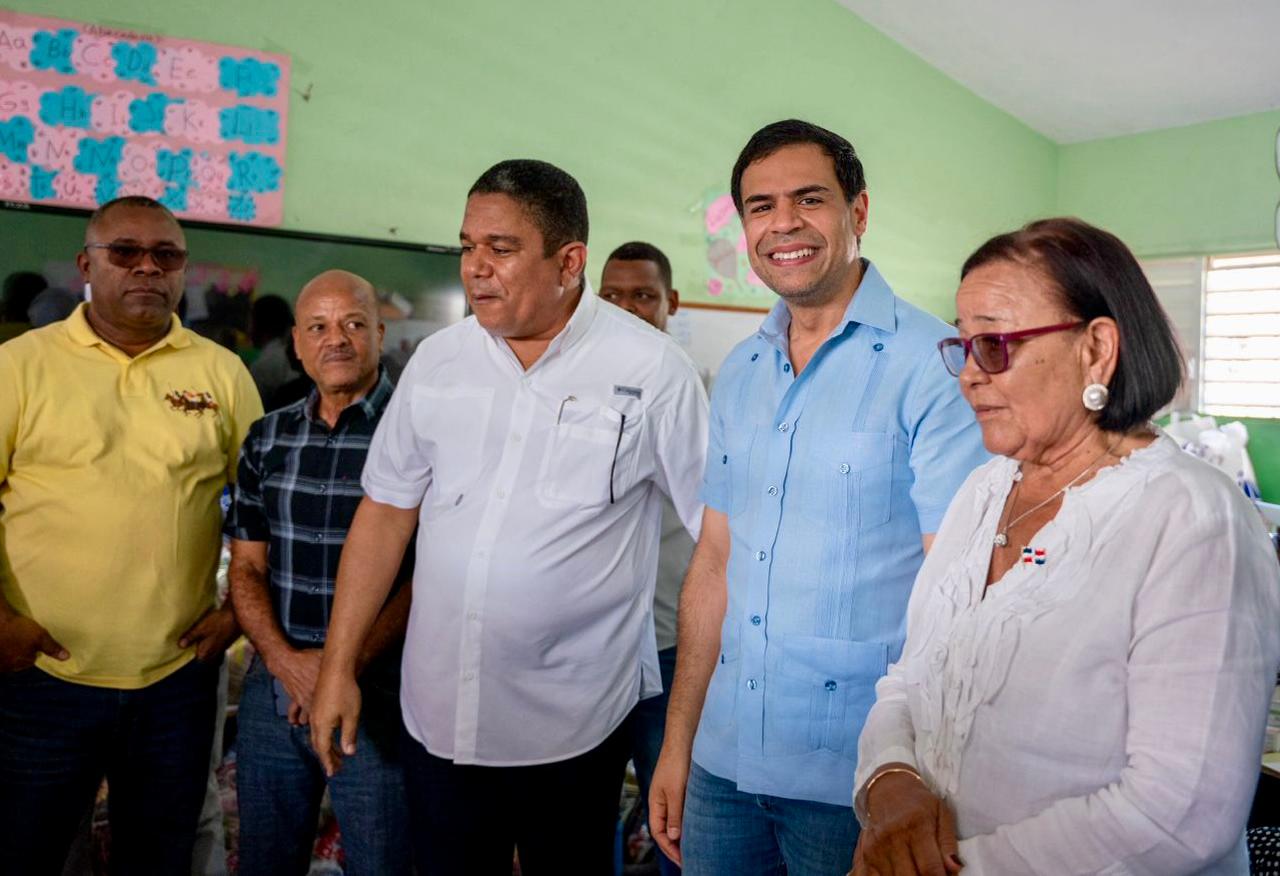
[852,769,962,876]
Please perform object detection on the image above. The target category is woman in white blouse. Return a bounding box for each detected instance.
[852,218,1280,876]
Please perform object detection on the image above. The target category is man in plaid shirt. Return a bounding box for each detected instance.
[225,270,412,876]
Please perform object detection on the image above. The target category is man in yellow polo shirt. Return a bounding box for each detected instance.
[0,196,263,874]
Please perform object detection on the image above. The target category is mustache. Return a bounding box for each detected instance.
[319,348,356,363]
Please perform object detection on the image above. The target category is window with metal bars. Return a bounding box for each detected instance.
[1201,252,1280,419]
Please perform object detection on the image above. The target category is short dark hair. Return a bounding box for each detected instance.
[468,160,588,257]
[86,195,178,239]
[2,271,49,322]
[731,119,866,215]
[961,217,1184,433]
[604,241,673,290]
[250,294,294,345]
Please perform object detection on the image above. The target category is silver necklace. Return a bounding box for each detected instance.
[993,441,1118,548]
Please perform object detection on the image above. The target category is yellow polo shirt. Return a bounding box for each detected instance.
[0,304,263,688]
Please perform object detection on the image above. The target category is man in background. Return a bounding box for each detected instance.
[248,294,299,404]
[227,270,412,875]
[0,196,262,873]
[599,240,693,876]
[0,270,48,342]
[27,287,80,328]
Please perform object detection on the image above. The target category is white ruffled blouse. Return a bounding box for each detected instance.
[856,434,1280,875]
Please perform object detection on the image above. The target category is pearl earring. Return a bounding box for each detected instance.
[1082,382,1109,411]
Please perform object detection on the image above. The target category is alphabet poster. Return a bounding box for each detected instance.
[0,11,289,226]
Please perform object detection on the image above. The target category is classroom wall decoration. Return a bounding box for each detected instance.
[690,190,772,311]
[0,10,289,226]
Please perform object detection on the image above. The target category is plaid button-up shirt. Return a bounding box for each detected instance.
[225,370,396,648]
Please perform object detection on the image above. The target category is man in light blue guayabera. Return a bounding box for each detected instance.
[649,119,989,876]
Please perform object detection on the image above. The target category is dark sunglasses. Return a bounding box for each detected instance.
[84,242,189,272]
[938,321,1084,376]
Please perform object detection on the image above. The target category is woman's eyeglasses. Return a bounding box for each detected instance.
[84,242,189,273]
[937,321,1083,377]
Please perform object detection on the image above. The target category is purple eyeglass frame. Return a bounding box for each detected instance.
[937,321,1084,376]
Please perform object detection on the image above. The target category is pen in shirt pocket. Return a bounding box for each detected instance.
[609,413,626,504]
[556,395,577,424]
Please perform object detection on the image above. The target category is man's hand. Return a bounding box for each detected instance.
[649,744,691,866]
[287,702,311,726]
[179,605,240,662]
[0,613,69,672]
[852,770,962,876]
[306,497,416,775]
[266,648,324,725]
[647,509,731,870]
[309,665,362,777]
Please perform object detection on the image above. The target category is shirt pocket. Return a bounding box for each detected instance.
[536,404,640,508]
[134,394,227,485]
[826,430,895,530]
[698,619,742,735]
[410,385,494,506]
[764,633,888,757]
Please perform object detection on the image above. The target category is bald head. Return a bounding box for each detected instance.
[292,269,385,401]
[297,269,378,318]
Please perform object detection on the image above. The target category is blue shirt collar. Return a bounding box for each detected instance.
[758,260,897,348]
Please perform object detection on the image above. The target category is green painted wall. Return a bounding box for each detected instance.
[1059,112,1280,500]
[1057,109,1280,258]
[9,0,1057,317]
[1235,419,1280,502]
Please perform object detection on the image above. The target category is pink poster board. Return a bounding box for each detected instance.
[0,11,289,226]
[688,190,771,311]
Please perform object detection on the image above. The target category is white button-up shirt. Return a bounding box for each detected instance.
[856,434,1280,875]
[363,289,708,765]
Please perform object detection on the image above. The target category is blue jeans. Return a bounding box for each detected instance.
[0,658,221,876]
[628,646,681,875]
[235,658,411,876]
[681,762,859,876]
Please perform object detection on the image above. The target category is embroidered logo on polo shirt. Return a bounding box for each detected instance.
[164,390,220,417]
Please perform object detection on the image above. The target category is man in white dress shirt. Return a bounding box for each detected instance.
[309,159,709,875]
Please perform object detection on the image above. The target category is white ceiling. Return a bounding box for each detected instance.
[838,0,1280,143]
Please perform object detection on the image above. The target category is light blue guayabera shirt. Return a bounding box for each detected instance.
[692,261,989,807]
